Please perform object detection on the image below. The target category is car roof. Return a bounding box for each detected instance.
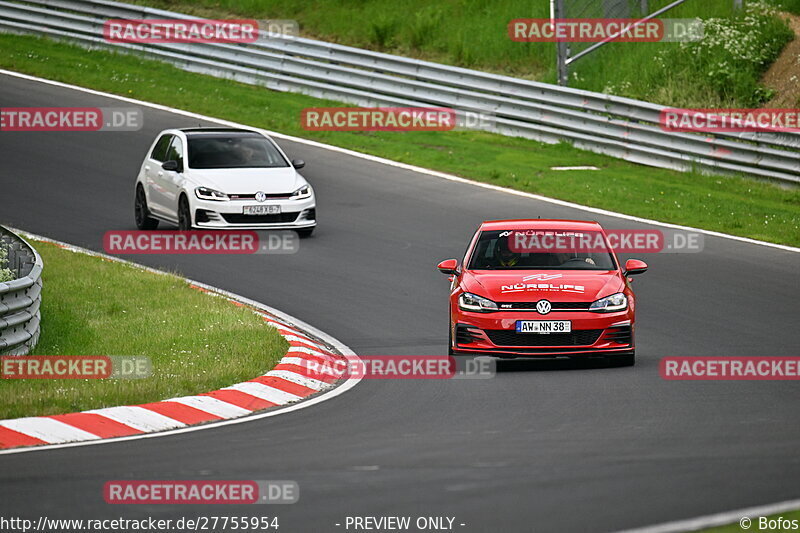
[179,127,261,135]
[479,219,603,231]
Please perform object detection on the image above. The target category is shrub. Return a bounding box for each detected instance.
[0,247,14,283]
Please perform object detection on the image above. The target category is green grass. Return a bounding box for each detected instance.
[700,509,800,531]
[132,0,796,107]
[0,34,798,246]
[0,240,288,419]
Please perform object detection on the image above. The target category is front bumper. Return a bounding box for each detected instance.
[451,309,634,357]
[191,196,316,230]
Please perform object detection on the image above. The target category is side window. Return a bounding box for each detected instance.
[150,134,172,162]
[165,137,184,168]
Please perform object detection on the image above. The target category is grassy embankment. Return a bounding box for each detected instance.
[0,240,288,419]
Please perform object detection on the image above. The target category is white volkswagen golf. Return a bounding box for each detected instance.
[134,127,316,236]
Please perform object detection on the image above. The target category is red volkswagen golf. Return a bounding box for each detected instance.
[437,220,647,365]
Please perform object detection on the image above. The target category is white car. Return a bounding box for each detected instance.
[134,127,316,236]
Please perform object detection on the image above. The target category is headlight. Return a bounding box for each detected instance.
[195,187,229,201]
[589,292,627,312]
[458,292,498,313]
[290,185,312,200]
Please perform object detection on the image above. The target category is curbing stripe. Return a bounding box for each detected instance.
[139,401,222,425]
[266,369,328,390]
[225,381,302,404]
[249,375,317,397]
[200,389,277,411]
[84,406,186,433]
[0,426,47,448]
[47,413,142,439]
[0,418,100,444]
[273,363,340,383]
[164,396,252,419]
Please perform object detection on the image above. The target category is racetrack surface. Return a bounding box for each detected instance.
[1,73,798,532]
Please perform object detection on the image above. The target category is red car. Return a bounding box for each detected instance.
[437,219,647,365]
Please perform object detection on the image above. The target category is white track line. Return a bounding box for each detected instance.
[0,69,796,254]
[617,498,800,532]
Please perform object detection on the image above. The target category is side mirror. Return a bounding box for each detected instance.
[291,159,305,169]
[162,160,181,172]
[624,259,648,276]
[437,259,459,276]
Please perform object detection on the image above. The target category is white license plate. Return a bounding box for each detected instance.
[243,205,281,215]
[516,320,571,334]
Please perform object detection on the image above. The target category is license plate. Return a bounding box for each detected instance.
[516,320,571,334]
[243,205,280,215]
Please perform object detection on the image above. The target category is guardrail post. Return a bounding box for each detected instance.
[553,0,569,86]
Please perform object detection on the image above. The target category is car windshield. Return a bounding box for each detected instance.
[468,229,617,270]
[187,134,289,169]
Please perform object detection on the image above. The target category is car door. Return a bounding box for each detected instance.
[145,133,173,218]
[161,136,186,217]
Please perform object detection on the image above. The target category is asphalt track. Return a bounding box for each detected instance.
[1,73,799,532]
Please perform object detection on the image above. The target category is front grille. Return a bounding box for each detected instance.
[498,301,591,311]
[229,193,292,200]
[604,325,632,345]
[221,212,299,224]
[485,329,603,347]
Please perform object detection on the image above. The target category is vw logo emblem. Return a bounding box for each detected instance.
[255,191,267,202]
[536,299,552,315]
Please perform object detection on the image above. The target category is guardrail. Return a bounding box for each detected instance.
[0,227,43,356]
[0,0,798,184]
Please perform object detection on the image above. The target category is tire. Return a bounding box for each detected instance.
[297,227,315,238]
[134,186,159,230]
[177,195,192,231]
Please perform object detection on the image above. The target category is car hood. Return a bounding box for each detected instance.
[186,167,303,194]
[461,270,623,302]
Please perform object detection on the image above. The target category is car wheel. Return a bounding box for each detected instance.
[297,228,315,238]
[178,195,192,231]
[134,186,159,230]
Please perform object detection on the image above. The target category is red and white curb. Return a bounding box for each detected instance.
[0,232,359,452]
